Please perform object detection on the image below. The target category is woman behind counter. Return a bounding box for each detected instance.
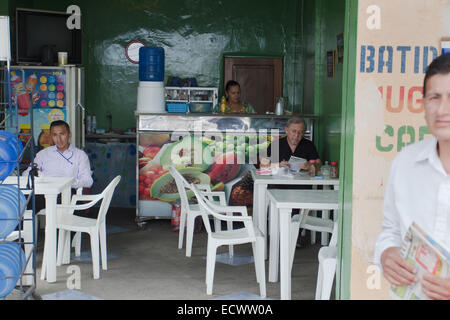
[214,80,256,114]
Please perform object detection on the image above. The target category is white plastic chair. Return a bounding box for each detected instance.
[315,221,338,300]
[35,187,86,264]
[55,175,121,279]
[290,211,335,268]
[190,183,266,297]
[167,166,231,257]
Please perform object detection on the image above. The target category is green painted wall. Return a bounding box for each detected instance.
[308,0,344,164]
[336,0,357,300]
[0,1,9,15]
[7,0,305,130]
[7,0,345,145]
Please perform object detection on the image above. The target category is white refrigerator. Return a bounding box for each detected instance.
[8,65,85,149]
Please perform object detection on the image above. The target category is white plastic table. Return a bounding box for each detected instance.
[4,176,74,283]
[251,168,339,257]
[267,189,339,300]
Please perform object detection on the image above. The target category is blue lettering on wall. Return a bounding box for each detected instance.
[414,46,420,74]
[360,45,438,74]
[360,45,375,73]
[378,46,393,73]
[422,46,438,73]
[396,46,411,74]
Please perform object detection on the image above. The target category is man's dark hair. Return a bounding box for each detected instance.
[423,53,450,97]
[50,120,70,132]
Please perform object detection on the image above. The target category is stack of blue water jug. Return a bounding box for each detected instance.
[0,131,27,298]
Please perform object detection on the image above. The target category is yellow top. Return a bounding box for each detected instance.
[41,124,50,130]
[19,123,31,130]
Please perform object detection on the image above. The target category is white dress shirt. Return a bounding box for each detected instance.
[374,137,450,268]
[23,144,93,189]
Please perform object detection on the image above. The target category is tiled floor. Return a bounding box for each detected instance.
[6,207,330,300]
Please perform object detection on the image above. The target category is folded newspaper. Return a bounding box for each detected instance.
[288,156,307,172]
[390,222,450,300]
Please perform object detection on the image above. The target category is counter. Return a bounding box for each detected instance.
[135,113,316,225]
[137,113,315,138]
[86,133,136,142]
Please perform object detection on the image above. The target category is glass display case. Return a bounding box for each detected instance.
[165,87,218,113]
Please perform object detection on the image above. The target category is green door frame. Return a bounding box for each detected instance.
[336,0,358,300]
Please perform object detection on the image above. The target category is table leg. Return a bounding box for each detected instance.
[254,183,268,259]
[279,208,292,300]
[322,210,330,245]
[61,187,72,264]
[42,194,57,282]
[268,200,279,283]
[321,184,332,245]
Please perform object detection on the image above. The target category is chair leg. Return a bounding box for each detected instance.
[205,240,217,295]
[321,258,337,300]
[227,213,234,258]
[178,208,187,250]
[62,231,71,264]
[99,224,108,270]
[40,232,49,280]
[185,214,196,257]
[56,229,67,266]
[321,210,330,246]
[72,232,82,257]
[290,215,301,269]
[315,260,324,300]
[310,211,316,244]
[90,231,100,279]
[253,237,266,298]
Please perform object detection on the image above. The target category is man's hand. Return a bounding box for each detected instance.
[380,247,417,286]
[422,274,450,300]
[279,161,289,167]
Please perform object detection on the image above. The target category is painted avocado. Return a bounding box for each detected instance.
[160,136,213,171]
[150,167,211,201]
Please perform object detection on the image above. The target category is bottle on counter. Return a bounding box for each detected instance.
[18,123,31,147]
[92,114,97,133]
[38,124,52,150]
[308,159,316,177]
[330,161,339,179]
[320,161,331,177]
[220,96,227,113]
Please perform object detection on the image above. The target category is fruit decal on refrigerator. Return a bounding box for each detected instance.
[138,133,272,208]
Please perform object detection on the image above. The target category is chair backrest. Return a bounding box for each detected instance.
[167,166,191,210]
[189,183,222,235]
[95,175,121,228]
[329,221,338,247]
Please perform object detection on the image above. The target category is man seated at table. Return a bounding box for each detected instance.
[260,116,321,179]
[23,120,93,213]
[259,116,322,246]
